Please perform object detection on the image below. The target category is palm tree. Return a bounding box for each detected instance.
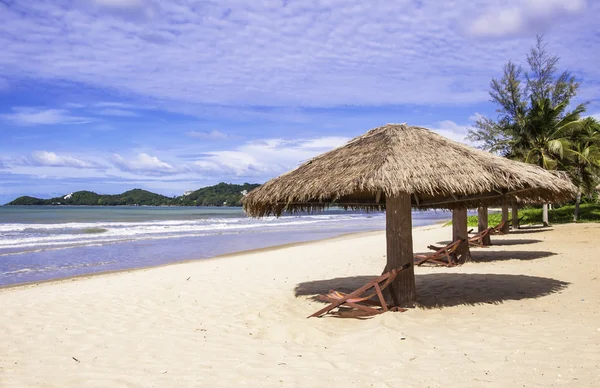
[509,98,585,225]
[569,117,600,221]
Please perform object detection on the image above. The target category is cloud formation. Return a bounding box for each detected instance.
[29,151,96,168]
[0,107,92,125]
[92,0,146,9]
[185,130,230,140]
[192,136,350,177]
[0,1,595,112]
[96,108,139,117]
[428,120,472,144]
[468,0,587,38]
[112,153,179,174]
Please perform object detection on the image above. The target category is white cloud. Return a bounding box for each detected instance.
[112,153,178,173]
[186,130,230,140]
[468,0,587,38]
[65,102,85,108]
[2,135,349,185]
[192,135,350,177]
[0,1,595,112]
[29,151,96,168]
[588,113,600,121]
[298,136,349,149]
[87,0,154,19]
[429,121,470,144]
[426,114,487,145]
[0,107,92,126]
[97,108,138,117]
[94,102,137,108]
[468,112,484,122]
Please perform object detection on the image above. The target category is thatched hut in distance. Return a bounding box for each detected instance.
[243,124,576,306]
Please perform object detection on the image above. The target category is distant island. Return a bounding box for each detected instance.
[7,182,261,207]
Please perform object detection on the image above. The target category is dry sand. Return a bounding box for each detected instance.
[1,223,599,387]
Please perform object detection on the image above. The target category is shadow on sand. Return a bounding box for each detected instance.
[467,250,556,263]
[410,249,556,264]
[435,238,542,247]
[509,227,553,234]
[482,238,542,246]
[295,273,569,309]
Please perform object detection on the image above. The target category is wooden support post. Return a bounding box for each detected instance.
[385,193,416,307]
[512,203,519,229]
[501,198,510,234]
[477,206,491,245]
[452,207,472,263]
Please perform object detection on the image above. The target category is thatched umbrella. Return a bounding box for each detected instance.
[243,124,576,305]
[481,171,575,237]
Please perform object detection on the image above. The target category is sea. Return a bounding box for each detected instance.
[0,206,452,287]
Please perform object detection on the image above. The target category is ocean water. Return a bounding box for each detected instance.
[0,206,451,287]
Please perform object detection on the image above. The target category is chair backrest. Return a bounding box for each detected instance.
[378,262,412,290]
[493,220,506,230]
[471,227,492,238]
[445,237,466,253]
[358,263,412,300]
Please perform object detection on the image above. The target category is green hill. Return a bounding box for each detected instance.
[7,196,47,205]
[7,183,261,207]
[178,182,261,206]
[8,189,173,206]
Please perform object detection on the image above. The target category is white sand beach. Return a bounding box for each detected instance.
[1,223,599,387]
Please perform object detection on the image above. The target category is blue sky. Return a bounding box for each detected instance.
[0,0,599,204]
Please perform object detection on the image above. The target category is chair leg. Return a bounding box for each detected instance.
[343,301,382,315]
[308,274,392,318]
[374,283,387,312]
[445,253,453,266]
[309,301,344,318]
[414,257,428,266]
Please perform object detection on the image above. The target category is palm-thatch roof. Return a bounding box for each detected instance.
[244,124,576,217]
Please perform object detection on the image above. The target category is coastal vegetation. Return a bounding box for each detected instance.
[178,182,260,206]
[443,203,600,228]
[459,203,600,227]
[467,36,600,222]
[7,183,260,207]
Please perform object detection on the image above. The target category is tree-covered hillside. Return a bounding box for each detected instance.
[8,189,173,206]
[7,183,261,207]
[178,182,261,206]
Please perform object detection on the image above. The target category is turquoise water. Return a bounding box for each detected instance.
[0,206,451,286]
[0,205,246,223]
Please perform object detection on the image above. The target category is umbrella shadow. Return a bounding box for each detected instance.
[415,273,568,309]
[295,273,568,309]
[509,227,553,234]
[435,239,541,246]
[411,250,555,264]
[469,250,556,263]
[481,239,542,246]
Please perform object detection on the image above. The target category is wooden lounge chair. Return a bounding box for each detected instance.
[490,219,510,235]
[414,238,465,267]
[467,228,492,248]
[308,263,412,318]
[513,215,525,229]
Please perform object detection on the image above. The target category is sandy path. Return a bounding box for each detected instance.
[1,223,599,387]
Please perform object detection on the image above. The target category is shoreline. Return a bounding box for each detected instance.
[0,223,447,292]
[0,228,388,291]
